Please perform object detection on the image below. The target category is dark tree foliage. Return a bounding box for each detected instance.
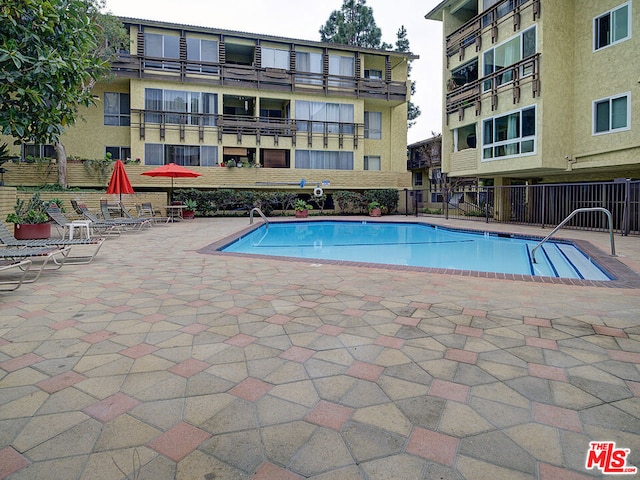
[320,0,391,49]
[395,25,421,128]
[0,0,128,186]
[320,2,420,127]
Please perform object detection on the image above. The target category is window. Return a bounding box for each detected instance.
[295,50,323,85]
[328,54,354,87]
[364,155,381,171]
[454,124,477,151]
[144,144,218,166]
[482,106,536,160]
[186,38,218,73]
[105,146,131,161]
[104,92,130,126]
[296,101,354,134]
[364,112,382,139]
[23,144,56,160]
[482,0,526,26]
[261,47,289,69]
[450,60,478,88]
[144,89,217,125]
[364,69,382,79]
[144,33,180,70]
[483,26,536,90]
[593,93,630,134]
[594,3,630,50]
[295,150,354,170]
[413,172,423,186]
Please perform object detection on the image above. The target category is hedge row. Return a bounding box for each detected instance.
[173,188,399,216]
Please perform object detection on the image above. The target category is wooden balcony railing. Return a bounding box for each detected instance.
[445,53,540,123]
[129,110,363,149]
[407,157,441,170]
[112,55,408,103]
[445,0,539,63]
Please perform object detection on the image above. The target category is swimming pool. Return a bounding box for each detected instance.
[220,221,612,281]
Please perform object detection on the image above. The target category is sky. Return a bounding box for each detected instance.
[104,0,444,145]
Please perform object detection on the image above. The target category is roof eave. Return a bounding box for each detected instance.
[119,16,419,60]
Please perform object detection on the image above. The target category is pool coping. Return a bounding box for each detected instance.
[198,218,640,288]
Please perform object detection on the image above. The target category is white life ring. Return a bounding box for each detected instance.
[313,186,323,197]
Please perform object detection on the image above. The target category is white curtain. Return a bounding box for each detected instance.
[505,112,519,155]
[326,103,340,133]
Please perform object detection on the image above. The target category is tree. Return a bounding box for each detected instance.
[395,25,421,128]
[320,0,391,49]
[320,4,420,128]
[0,0,127,187]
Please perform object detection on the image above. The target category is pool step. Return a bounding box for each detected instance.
[540,244,581,279]
[530,243,611,281]
[555,243,611,281]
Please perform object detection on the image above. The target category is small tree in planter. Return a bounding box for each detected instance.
[368,201,382,217]
[6,192,51,239]
[294,199,313,218]
[182,199,197,219]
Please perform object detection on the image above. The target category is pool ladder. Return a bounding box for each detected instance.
[531,207,615,263]
[249,207,269,228]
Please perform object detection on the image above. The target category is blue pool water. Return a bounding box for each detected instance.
[221,221,612,281]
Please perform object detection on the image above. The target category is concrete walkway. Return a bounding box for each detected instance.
[1,216,639,479]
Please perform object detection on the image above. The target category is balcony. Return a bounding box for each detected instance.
[445,54,540,122]
[445,0,539,63]
[407,157,442,171]
[111,55,408,104]
[130,110,363,149]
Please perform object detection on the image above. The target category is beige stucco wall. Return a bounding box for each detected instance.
[440,0,640,182]
[571,0,640,172]
[0,20,411,193]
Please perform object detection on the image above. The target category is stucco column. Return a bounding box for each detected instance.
[493,177,511,222]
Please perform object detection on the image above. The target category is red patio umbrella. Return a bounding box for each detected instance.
[106,159,135,202]
[140,163,202,199]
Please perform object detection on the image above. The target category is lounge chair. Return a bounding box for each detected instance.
[0,219,103,265]
[102,202,150,227]
[0,246,71,283]
[0,259,32,291]
[126,203,169,224]
[49,204,123,237]
[80,205,151,231]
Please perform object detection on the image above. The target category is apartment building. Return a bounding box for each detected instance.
[426,0,639,188]
[3,18,416,194]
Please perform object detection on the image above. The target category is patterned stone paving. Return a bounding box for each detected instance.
[1,216,639,479]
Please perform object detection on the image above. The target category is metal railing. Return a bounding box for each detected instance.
[531,208,616,263]
[250,207,269,228]
[414,180,640,235]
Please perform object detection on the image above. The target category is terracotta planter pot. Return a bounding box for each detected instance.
[182,210,195,220]
[14,223,51,240]
[295,210,309,218]
[369,208,382,217]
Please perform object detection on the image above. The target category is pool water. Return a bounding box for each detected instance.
[221,221,612,281]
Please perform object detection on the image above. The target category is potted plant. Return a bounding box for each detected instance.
[182,199,197,219]
[294,199,313,218]
[368,201,382,217]
[6,192,52,239]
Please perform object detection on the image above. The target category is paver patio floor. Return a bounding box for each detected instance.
[1,216,639,479]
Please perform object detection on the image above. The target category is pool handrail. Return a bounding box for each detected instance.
[531,207,615,263]
[249,207,269,228]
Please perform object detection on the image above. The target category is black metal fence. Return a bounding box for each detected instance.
[414,180,640,235]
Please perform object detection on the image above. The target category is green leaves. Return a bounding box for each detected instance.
[320,0,386,49]
[0,0,117,144]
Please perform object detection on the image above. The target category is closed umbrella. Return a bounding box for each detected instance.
[106,159,135,203]
[140,163,202,199]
